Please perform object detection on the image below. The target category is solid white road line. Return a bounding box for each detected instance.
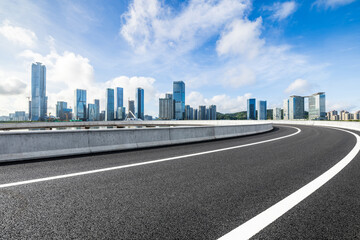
[218,128,360,240]
[0,127,301,189]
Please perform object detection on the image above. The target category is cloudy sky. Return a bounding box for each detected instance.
[0,0,359,117]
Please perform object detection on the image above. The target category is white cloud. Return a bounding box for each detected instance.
[0,77,27,95]
[216,17,264,59]
[269,1,297,20]
[285,78,314,95]
[186,91,252,113]
[120,0,250,53]
[0,20,37,48]
[313,0,356,8]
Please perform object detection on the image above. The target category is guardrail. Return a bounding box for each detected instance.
[0,122,273,163]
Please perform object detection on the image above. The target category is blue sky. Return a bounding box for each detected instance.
[0,0,359,116]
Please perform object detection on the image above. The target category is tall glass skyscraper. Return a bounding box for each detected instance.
[289,95,304,119]
[173,81,185,120]
[136,88,144,120]
[31,62,47,121]
[74,89,87,120]
[106,88,115,121]
[257,100,267,120]
[128,100,135,118]
[94,99,100,121]
[116,87,123,109]
[87,103,97,121]
[247,98,256,120]
[309,92,326,120]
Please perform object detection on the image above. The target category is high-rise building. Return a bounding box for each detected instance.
[247,98,256,120]
[28,100,31,120]
[74,89,87,120]
[273,107,282,120]
[209,105,217,120]
[106,88,115,121]
[283,99,289,120]
[94,99,100,121]
[159,93,174,120]
[56,101,68,120]
[116,87,123,109]
[136,88,144,120]
[87,103,97,121]
[308,92,326,120]
[185,105,191,120]
[257,100,267,120]
[289,95,304,120]
[128,100,135,118]
[100,110,105,121]
[193,109,198,120]
[198,106,206,120]
[31,62,47,121]
[117,107,126,120]
[173,81,185,120]
[14,111,26,121]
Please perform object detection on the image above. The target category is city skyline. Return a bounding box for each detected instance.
[0,0,359,117]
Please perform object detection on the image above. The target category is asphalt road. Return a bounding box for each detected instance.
[0,125,359,239]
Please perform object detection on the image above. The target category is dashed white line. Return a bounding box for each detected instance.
[0,127,301,189]
[218,127,360,240]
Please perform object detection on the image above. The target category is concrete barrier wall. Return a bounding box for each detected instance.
[0,123,273,163]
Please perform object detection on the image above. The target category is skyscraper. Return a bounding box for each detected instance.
[257,100,267,120]
[56,101,68,120]
[273,107,282,120]
[198,106,206,120]
[185,105,191,120]
[247,98,256,120]
[106,88,115,121]
[289,95,304,120]
[308,92,326,120]
[159,93,174,120]
[87,103,97,121]
[136,88,144,120]
[283,99,289,120]
[209,105,217,120]
[94,99,100,121]
[116,87,123,109]
[74,89,87,121]
[173,81,185,120]
[31,62,47,121]
[128,100,135,118]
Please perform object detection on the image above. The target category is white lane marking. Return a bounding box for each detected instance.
[0,127,301,189]
[218,128,360,240]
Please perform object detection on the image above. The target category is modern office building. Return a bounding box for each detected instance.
[355,111,360,120]
[94,99,100,121]
[116,87,123,109]
[209,105,217,120]
[289,95,304,120]
[144,115,153,121]
[308,92,326,120]
[173,81,185,120]
[56,101,71,121]
[273,107,282,120]
[117,107,126,120]
[257,100,267,120]
[28,100,31,120]
[128,100,135,118]
[135,88,144,120]
[31,62,47,121]
[87,103,97,121]
[100,110,105,121]
[185,105,191,120]
[247,98,256,120]
[14,111,26,121]
[106,88,115,121]
[193,109,198,120]
[283,99,289,120]
[159,93,174,120]
[74,89,87,121]
[198,106,206,120]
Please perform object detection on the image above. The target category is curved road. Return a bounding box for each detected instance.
[0,125,359,239]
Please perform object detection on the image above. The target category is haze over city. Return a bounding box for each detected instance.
[0,0,359,117]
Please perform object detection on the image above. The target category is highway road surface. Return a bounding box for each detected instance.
[1,125,359,239]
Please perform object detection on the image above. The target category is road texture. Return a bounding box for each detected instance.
[0,125,359,239]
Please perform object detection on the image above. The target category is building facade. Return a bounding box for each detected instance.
[74,89,87,121]
[247,98,256,120]
[289,95,304,120]
[128,100,135,118]
[198,106,206,120]
[257,100,267,120]
[94,99,100,121]
[173,81,185,120]
[308,92,326,120]
[31,62,47,121]
[159,93,174,120]
[87,103,97,121]
[116,87,123,110]
[273,107,282,120]
[136,88,144,120]
[106,88,115,121]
